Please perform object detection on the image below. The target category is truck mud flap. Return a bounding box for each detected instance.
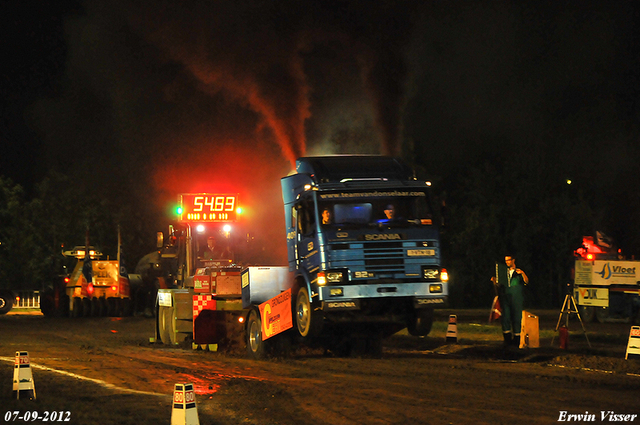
[193,310,228,344]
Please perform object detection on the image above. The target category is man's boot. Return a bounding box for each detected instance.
[512,334,521,347]
[503,332,512,347]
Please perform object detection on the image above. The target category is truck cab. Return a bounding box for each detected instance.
[281,156,448,343]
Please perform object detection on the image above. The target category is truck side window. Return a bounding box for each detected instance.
[296,204,305,235]
[296,200,315,236]
[291,207,297,230]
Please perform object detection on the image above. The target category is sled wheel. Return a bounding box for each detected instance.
[246,309,267,359]
[159,306,173,345]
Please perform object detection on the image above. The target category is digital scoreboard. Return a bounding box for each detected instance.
[179,193,239,222]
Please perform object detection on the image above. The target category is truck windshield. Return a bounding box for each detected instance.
[319,192,432,227]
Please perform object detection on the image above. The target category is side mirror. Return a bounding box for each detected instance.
[156,232,164,248]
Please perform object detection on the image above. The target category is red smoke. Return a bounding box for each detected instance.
[122,1,310,168]
[184,59,308,167]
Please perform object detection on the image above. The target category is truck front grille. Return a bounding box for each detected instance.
[328,242,407,275]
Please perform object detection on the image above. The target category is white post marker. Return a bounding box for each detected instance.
[446,314,458,343]
[625,326,640,360]
[12,351,36,400]
[171,383,200,425]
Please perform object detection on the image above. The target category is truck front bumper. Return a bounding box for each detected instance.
[318,281,447,311]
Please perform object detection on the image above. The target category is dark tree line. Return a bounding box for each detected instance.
[0,172,160,293]
[0,153,632,310]
[438,157,596,309]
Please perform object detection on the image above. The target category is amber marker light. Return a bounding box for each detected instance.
[440,269,449,282]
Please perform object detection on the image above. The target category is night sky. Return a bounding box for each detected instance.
[2,1,640,264]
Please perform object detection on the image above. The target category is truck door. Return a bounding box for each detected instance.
[296,197,320,273]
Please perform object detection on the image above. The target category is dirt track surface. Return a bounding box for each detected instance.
[1,310,640,425]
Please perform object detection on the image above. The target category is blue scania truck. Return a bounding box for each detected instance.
[281,156,448,353]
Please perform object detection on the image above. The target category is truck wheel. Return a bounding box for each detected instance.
[0,290,15,315]
[294,286,323,338]
[407,307,434,336]
[99,298,108,316]
[90,298,101,317]
[107,297,118,317]
[246,309,267,359]
[578,305,595,323]
[72,297,83,318]
[82,298,92,317]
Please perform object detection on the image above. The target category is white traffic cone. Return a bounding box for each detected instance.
[12,351,36,400]
[446,314,458,343]
[171,383,200,425]
[625,326,640,360]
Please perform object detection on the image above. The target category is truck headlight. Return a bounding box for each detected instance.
[318,269,348,286]
[326,271,344,283]
[422,266,448,282]
[422,267,439,281]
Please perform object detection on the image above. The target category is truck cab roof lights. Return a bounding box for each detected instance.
[339,178,388,183]
[425,181,432,186]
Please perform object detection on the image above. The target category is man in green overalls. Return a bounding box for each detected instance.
[492,255,529,346]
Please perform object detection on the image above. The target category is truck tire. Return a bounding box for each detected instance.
[82,297,92,317]
[90,298,101,317]
[107,297,119,317]
[246,308,267,359]
[71,297,84,318]
[407,307,434,336]
[0,290,15,315]
[99,298,108,317]
[294,286,323,338]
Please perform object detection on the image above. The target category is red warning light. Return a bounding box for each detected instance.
[87,283,94,296]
